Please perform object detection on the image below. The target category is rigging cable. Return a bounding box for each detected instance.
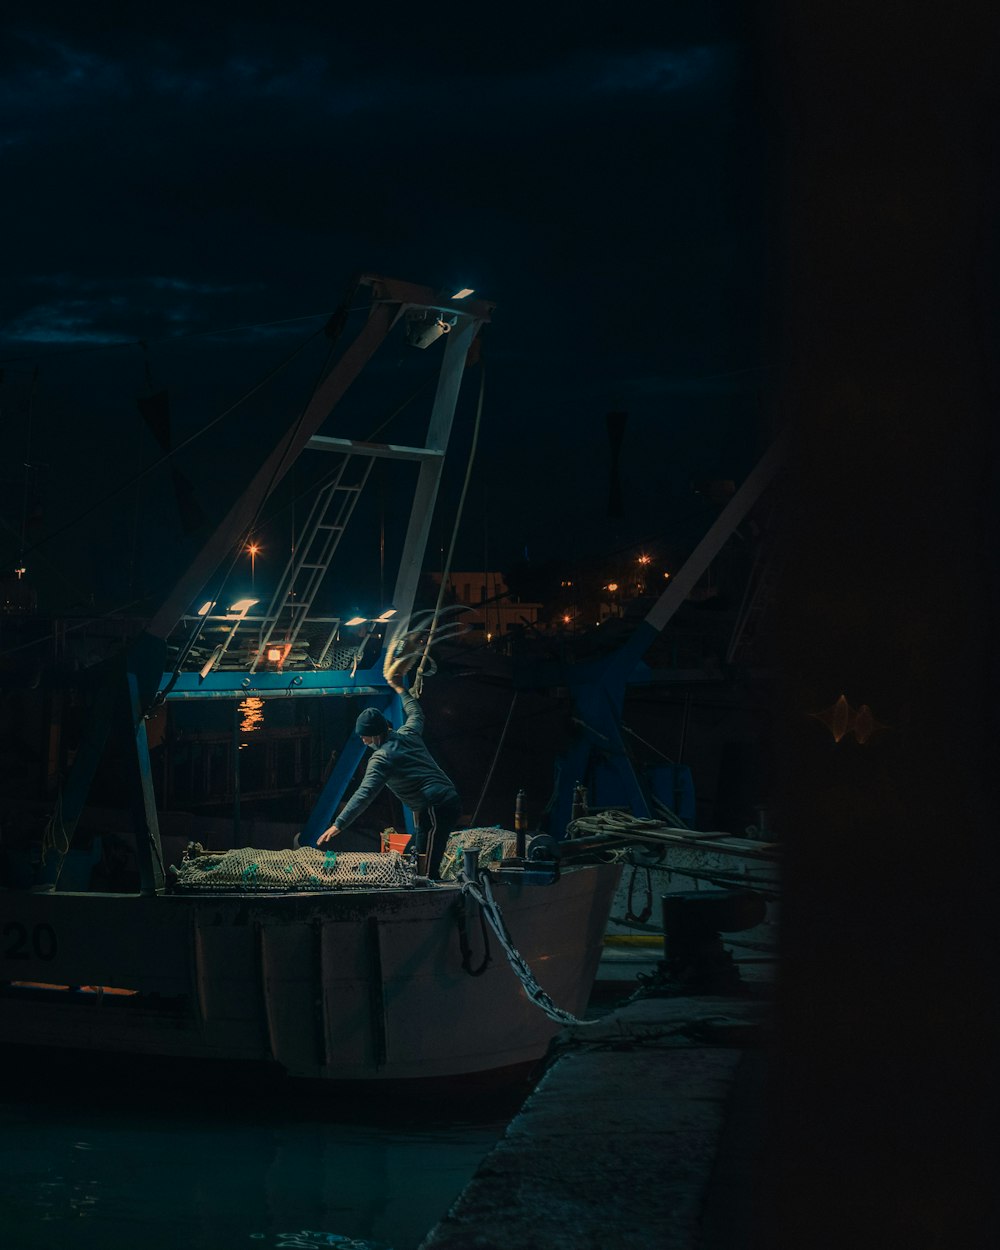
[413,354,486,698]
[17,323,328,568]
[470,691,519,827]
[247,370,438,537]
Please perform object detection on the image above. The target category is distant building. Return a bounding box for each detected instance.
[429,571,541,640]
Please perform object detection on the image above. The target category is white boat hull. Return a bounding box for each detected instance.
[0,864,619,1082]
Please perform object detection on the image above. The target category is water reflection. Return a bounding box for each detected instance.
[0,1060,527,1250]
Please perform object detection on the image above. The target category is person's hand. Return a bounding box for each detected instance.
[388,678,405,693]
[317,825,340,846]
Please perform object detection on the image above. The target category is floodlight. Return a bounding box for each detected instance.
[228,598,258,614]
[344,616,367,627]
[197,601,215,616]
[376,609,397,621]
[451,288,474,299]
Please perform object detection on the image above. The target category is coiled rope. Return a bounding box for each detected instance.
[460,872,599,1027]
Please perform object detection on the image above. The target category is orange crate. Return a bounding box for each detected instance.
[381,829,413,854]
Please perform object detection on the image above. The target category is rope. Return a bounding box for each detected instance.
[454,897,492,975]
[41,790,71,885]
[460,872,599,1027]
[413,357,486,698]
[624,862,653,924]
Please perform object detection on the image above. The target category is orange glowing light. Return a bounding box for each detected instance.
[606,583,618,593]
[11,982,138,996]
[247,541,261,585]
[810,695,887,744]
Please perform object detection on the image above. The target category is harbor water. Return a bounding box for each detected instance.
[0,1061,526,1250]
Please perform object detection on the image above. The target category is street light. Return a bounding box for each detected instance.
[247,541,261,587]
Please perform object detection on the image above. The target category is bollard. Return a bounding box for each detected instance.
[462,847,481,883]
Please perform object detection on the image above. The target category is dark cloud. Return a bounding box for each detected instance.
[0,5,769,604]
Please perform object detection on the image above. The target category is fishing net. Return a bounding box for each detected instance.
[439,827,518,881]
[170,844,414,892]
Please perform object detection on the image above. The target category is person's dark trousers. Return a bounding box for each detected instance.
[413,797,462,878]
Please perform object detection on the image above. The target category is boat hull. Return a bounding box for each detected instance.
[0,863,620,1081]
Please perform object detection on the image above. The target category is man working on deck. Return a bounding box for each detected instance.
[317,677,461,879]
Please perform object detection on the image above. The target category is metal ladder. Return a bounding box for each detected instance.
[249,450,377,672]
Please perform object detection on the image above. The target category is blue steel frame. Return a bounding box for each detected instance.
[541,437,786,836]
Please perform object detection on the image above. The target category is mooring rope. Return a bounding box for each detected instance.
[460,872,599,1027]
[41,789,71,871]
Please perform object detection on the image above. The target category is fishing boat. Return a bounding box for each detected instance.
[0,275,620,1084]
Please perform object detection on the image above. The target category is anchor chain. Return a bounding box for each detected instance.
[460,874,599,1027]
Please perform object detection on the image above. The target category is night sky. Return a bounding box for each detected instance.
[0,4,768,617]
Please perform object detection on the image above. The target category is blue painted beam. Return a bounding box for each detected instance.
[161,667,388,699]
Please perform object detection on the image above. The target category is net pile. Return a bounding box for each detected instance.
[439,827,518,881]
[171,845,414,892]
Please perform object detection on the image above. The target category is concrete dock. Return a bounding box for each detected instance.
[418,942,775,1250]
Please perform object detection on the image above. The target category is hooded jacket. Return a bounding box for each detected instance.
[335,690,458,830]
